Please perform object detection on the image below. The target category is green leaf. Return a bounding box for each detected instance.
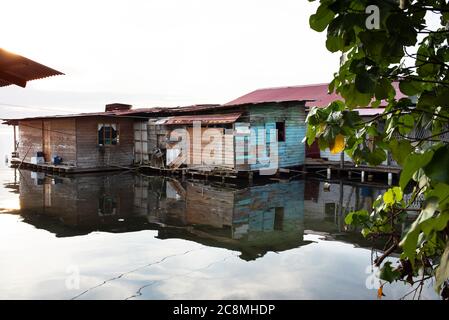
[389,140,412,166]
[424,145,449,185]
[309,4,335,32]
[400,151,434,189]
[400,228,419,264]
[427,183,449,210]
[379,262,401,283]
[355,72,376,94]
[383,189,395,206]
[383,187,403,206]
[435,242,449,291]
[375,78,395,100]
[345,209,369,226]
[400,197,439,264]
[340,84,372,108]
[399,80,421,96]
[365,147,386,166]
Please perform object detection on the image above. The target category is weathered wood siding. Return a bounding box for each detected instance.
[19,172,137,232]
[163,126,235,169]
[185,182,234,228]
[186,127,234,169]
[17,120,43,163]
[17,119,76,164]
[76,117,134,168]
[48,119,76,164]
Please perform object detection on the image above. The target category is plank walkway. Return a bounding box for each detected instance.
[305,158,401,174]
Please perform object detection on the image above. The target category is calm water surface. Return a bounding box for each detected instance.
[0,165,439,300]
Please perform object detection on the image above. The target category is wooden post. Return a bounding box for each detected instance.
[13,125,17,152]
[338,181,344,232]
[248,171,253,185]
[340,151,344,169]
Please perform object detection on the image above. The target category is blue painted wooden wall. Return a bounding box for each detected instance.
[234,103,306,171]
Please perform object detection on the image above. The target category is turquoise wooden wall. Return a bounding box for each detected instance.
[234,103,306,171]
[233,180,305,233]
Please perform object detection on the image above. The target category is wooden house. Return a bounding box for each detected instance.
[3,104,145,173]
[134,92,309,176]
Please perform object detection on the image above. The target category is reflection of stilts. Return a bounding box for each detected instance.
[336,183,355,232]
[337,181,343,230]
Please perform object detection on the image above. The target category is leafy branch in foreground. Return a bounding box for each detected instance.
[307,0,449,299]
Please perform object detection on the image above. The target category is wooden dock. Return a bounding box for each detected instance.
[10,159,133,174]
[305,158,401,174]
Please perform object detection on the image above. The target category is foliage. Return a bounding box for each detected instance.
[307,0,449,299]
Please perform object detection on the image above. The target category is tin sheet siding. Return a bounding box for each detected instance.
[246,104,306,171]
[76,117,134,169]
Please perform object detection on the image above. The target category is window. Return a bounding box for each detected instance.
[276,121,285,142]
[98,124,119,146]
[274,207,284,231]
[98,195,117,216]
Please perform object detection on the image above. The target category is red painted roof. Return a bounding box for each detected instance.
[225,82,406,107]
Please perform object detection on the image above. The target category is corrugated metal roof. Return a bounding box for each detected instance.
[0,48,64,88]
[1,110,150,125]
[163,112,242,125]
[225,82,406,107]
[1,107,231,125]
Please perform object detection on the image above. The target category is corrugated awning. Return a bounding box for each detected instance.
[0,48,63,88]
[164,112,243,125]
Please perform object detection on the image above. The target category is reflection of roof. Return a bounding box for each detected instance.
[225,82,406,107]
[163,112,243,125]
[0,48,63,88]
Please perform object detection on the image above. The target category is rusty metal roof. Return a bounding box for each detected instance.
[0,48,63,88]
[1,109,152,125]
[163,112,243,125]
[1,106,228,125]
[225,82,406,107]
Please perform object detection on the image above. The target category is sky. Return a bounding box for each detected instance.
[0,0,338,159]
[0,0,338,120]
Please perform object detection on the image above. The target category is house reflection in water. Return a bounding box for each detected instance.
[17,170,386,260]
[18,171,307,260]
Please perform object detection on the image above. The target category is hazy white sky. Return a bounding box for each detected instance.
[1,0,337,118]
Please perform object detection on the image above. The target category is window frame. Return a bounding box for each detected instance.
[98,123,120,147]
[275,121,286,142]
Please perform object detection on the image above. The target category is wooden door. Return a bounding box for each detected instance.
[43,121,51,162]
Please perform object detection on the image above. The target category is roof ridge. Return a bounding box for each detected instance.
[247,83,330,91]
